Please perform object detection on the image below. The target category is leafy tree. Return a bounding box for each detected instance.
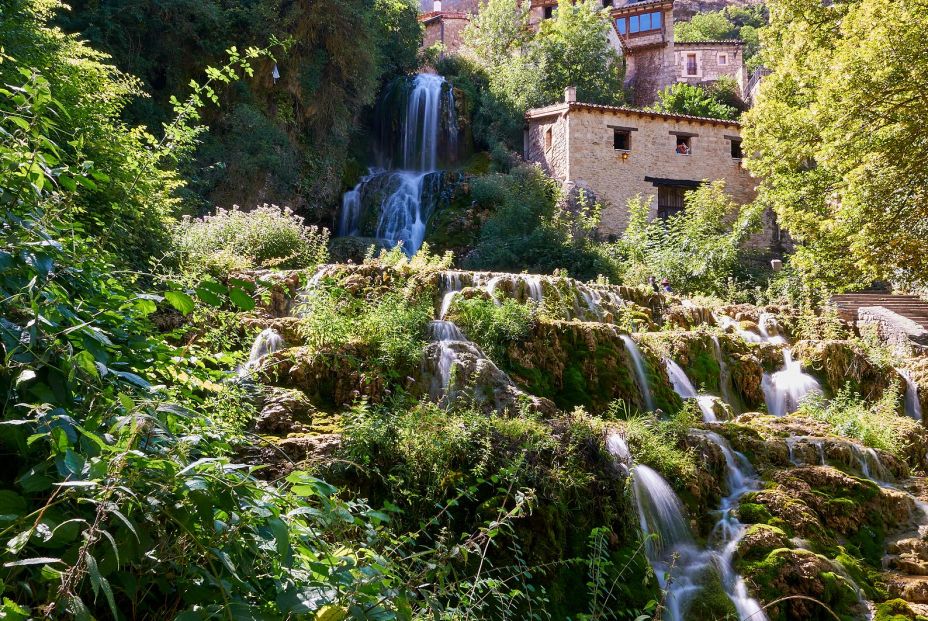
[650,82,739,120]
[56,0,422,217]
[675,11,736,41]
[460,0,624,152]
[743,0,928,289]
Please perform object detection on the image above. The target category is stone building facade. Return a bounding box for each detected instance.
[417,0,750,106]
[525,90,780,250]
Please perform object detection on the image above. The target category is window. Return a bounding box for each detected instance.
[685,53,698,76]
[658,186,687,220]
[718,52,728,66]
[730,138,743,159]
[544,127,552,151]
[627,11,662,34]
[675,135,691,155]
[543,5,554,18]
[602,0,614,6]
[613,128,631,151]
[615,17,626,34]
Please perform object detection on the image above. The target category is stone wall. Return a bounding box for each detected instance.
[525,103,779,249]
[673,41,748,97]
[422,14,471,52]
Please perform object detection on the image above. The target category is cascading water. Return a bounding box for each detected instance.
[665,358,719,422]
[338,73,459,256]
[712,336,740,414]
[762,350,823,416]
[901,369,923,422]
[238,328,285,376]
[611,428,768,621]
[620,335,655,411]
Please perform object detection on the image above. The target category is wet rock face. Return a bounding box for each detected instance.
[792,339,900,400]
[259,346,388,409]
[254,387,316,435]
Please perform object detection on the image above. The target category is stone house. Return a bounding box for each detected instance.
[524,89,781,251]
[419,0,749,106]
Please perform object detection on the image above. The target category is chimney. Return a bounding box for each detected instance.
[433,0,442,10]
[564,86,577,103]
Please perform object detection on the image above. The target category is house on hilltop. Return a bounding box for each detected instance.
[524,88,782,251]
[419,0,749,105]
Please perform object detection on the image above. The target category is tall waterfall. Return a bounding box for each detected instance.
[338,73,459,256]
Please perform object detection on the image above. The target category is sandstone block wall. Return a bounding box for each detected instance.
[674,42,748,96]
[526,103,780,250]
[422,15,470,52]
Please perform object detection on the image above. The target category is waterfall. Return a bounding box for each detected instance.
[901,369,923,422]
[337,73,459,256]
[712,336,739,414]
[620,335,655,411]
[630,465,694,561]
[428,320,468,397]
[438,271,465,319]
[757,312,787,345]
[665,359,718,422]
[239,328,284,376]
[762,350,823,416]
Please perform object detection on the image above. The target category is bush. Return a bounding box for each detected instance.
[173,204,330,275]
[448,295,536,361]
[650,82,739,120]
[464,165,622,281]
[797,386,915,457]
[612,181,761,296]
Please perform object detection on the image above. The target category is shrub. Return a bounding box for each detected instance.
[650,82,739,120]
[448,295,536,361]
[298,285,433,378]
[464,165,622,281]
[173,204,330,275]
[796,386,915,457]
[612,182,761,296]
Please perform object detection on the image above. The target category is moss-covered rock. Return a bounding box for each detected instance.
[739,547,865,620]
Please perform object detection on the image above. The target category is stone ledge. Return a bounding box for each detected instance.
[857,306,928,356]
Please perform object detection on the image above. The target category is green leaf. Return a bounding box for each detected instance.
[228,287,255,311]
[194,285,222,307]
[0,490,27,524]
[164,291,195,315]
[3,556,62,567]
[72,350,99,380]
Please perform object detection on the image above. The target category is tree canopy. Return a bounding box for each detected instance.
[743,0,928,289]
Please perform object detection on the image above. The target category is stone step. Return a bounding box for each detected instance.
[830,292,928,332]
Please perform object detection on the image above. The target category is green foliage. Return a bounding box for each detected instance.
[448,296,536,362]
[796,386,916,457]
[298,284,433,377]
[650,82,739,120]
[743,0,928,289]
[460,0,624,153]
[612,182,761,295]
[58,0,422,215]
[608,405,698,482]
[464,165,621,281]
[172,204,330,276]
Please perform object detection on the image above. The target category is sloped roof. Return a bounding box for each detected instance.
[525,101,742,128]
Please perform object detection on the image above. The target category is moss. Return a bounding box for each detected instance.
[686,567,738,620]
[873,598,925,621]
[739,502,774,525]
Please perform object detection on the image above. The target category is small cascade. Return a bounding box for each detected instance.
[757,312,787,345]
[716,314,765,343]
[784,435,891,482]
[901,369,923,422]
[762,350,823,416]
[620,336,655,411]
[665,359,719,422]
[438,271,465,319]
[629,464,694,561]
[239,328,284,376]
[712,336,739,414]
[428,320,468,397]
[606,431,632,474]
[338,73,459,256]
[701,432,768,621]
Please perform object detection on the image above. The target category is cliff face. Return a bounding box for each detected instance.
[58,0,421,224]
[672,0,765,21]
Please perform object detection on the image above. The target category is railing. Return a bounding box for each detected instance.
[746,67,771,100]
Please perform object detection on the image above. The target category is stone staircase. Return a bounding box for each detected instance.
[831,294,928,330]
